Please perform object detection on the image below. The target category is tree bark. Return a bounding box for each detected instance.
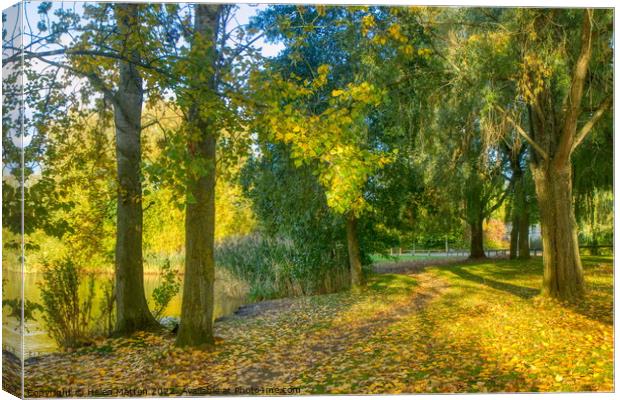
[113,4,158,335]
[464,173,487,259]
[346,213,363,288]
[469,216,486,259]
[176,128,216,348]
[532,164,584,300]
[506,146,526,260]
[509,213,519,259]
[518,200,530,259]
[523,10,597,300]
[512,164,530,260]
[589,194,599,256]
[175,4,220,349]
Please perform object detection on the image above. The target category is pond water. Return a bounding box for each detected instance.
[2,268,249,358]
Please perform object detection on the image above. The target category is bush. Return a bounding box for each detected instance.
[94,276,115,337]
[151,258,181,319]
[215,234,349,301]
[38,258,95,350]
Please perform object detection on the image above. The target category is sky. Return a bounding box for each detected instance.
[232,4,284,58]
[18,2,283,57]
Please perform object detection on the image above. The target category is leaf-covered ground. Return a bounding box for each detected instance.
[24,256,613,396]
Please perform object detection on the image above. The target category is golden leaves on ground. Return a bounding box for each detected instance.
[25,256,613,395]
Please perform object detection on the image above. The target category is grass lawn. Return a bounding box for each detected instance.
[25,256,613,395]
[370,254,440,263]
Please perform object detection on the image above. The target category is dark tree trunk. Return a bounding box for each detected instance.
[532,164,584,300]
[346,213,363,288]
[589,196,599,256]
[464,171,490,259]
[175,4,220,349]
[507,150,525,260]
[518,202,530,259]
[469,216,486,259]
[513,164,530,260]
[113,4,158,335]
[509,213,519,259]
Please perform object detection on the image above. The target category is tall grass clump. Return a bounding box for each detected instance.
[215,234,349,301]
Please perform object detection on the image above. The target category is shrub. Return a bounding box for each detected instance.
[95,276,115,337]
[38,258,95,350]
[151,258,181,319]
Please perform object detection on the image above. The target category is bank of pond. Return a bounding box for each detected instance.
[2,267,249,357]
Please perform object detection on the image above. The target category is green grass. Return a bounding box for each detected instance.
[370,254,444,263]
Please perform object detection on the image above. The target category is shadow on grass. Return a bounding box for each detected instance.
[439,256,613,326]
[582,255,615,265]
[446,265,539,300]
[300,276,537,393]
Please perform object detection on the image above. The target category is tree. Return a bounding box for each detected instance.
[108,4,160,333]
[432,7,612,299]
[419,87,507,259]
[506,145,535,260]
[6,2,182,333]
[251,6,398,288]
[572,106,613,255]
[495,9,612,299]
[139,3,259,348]
[174,4,222,348]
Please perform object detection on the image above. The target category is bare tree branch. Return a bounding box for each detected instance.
[571,96,612,153]
[555,9,594,165]
[4,46,174,78]
[495,106,549,162]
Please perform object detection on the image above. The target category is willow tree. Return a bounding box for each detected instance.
[427,112,508,259]
[438,8,612,299]
[496,9,613,300]
[573,112,613,254]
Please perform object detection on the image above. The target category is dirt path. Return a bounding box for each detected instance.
[233,270,450,389]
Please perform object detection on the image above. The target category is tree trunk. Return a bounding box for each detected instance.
[464,171,487,259]
[175,4,220,349]
[469,216,486,259]
[113,4,158,335]
[532,164,584,300]
[589,195,599,256]
[509,213,519,259]
[176,129,216,348]
[518,202,530,259]
[508,152,525,260]
[520,10,605,301]
[346,213,363,288]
